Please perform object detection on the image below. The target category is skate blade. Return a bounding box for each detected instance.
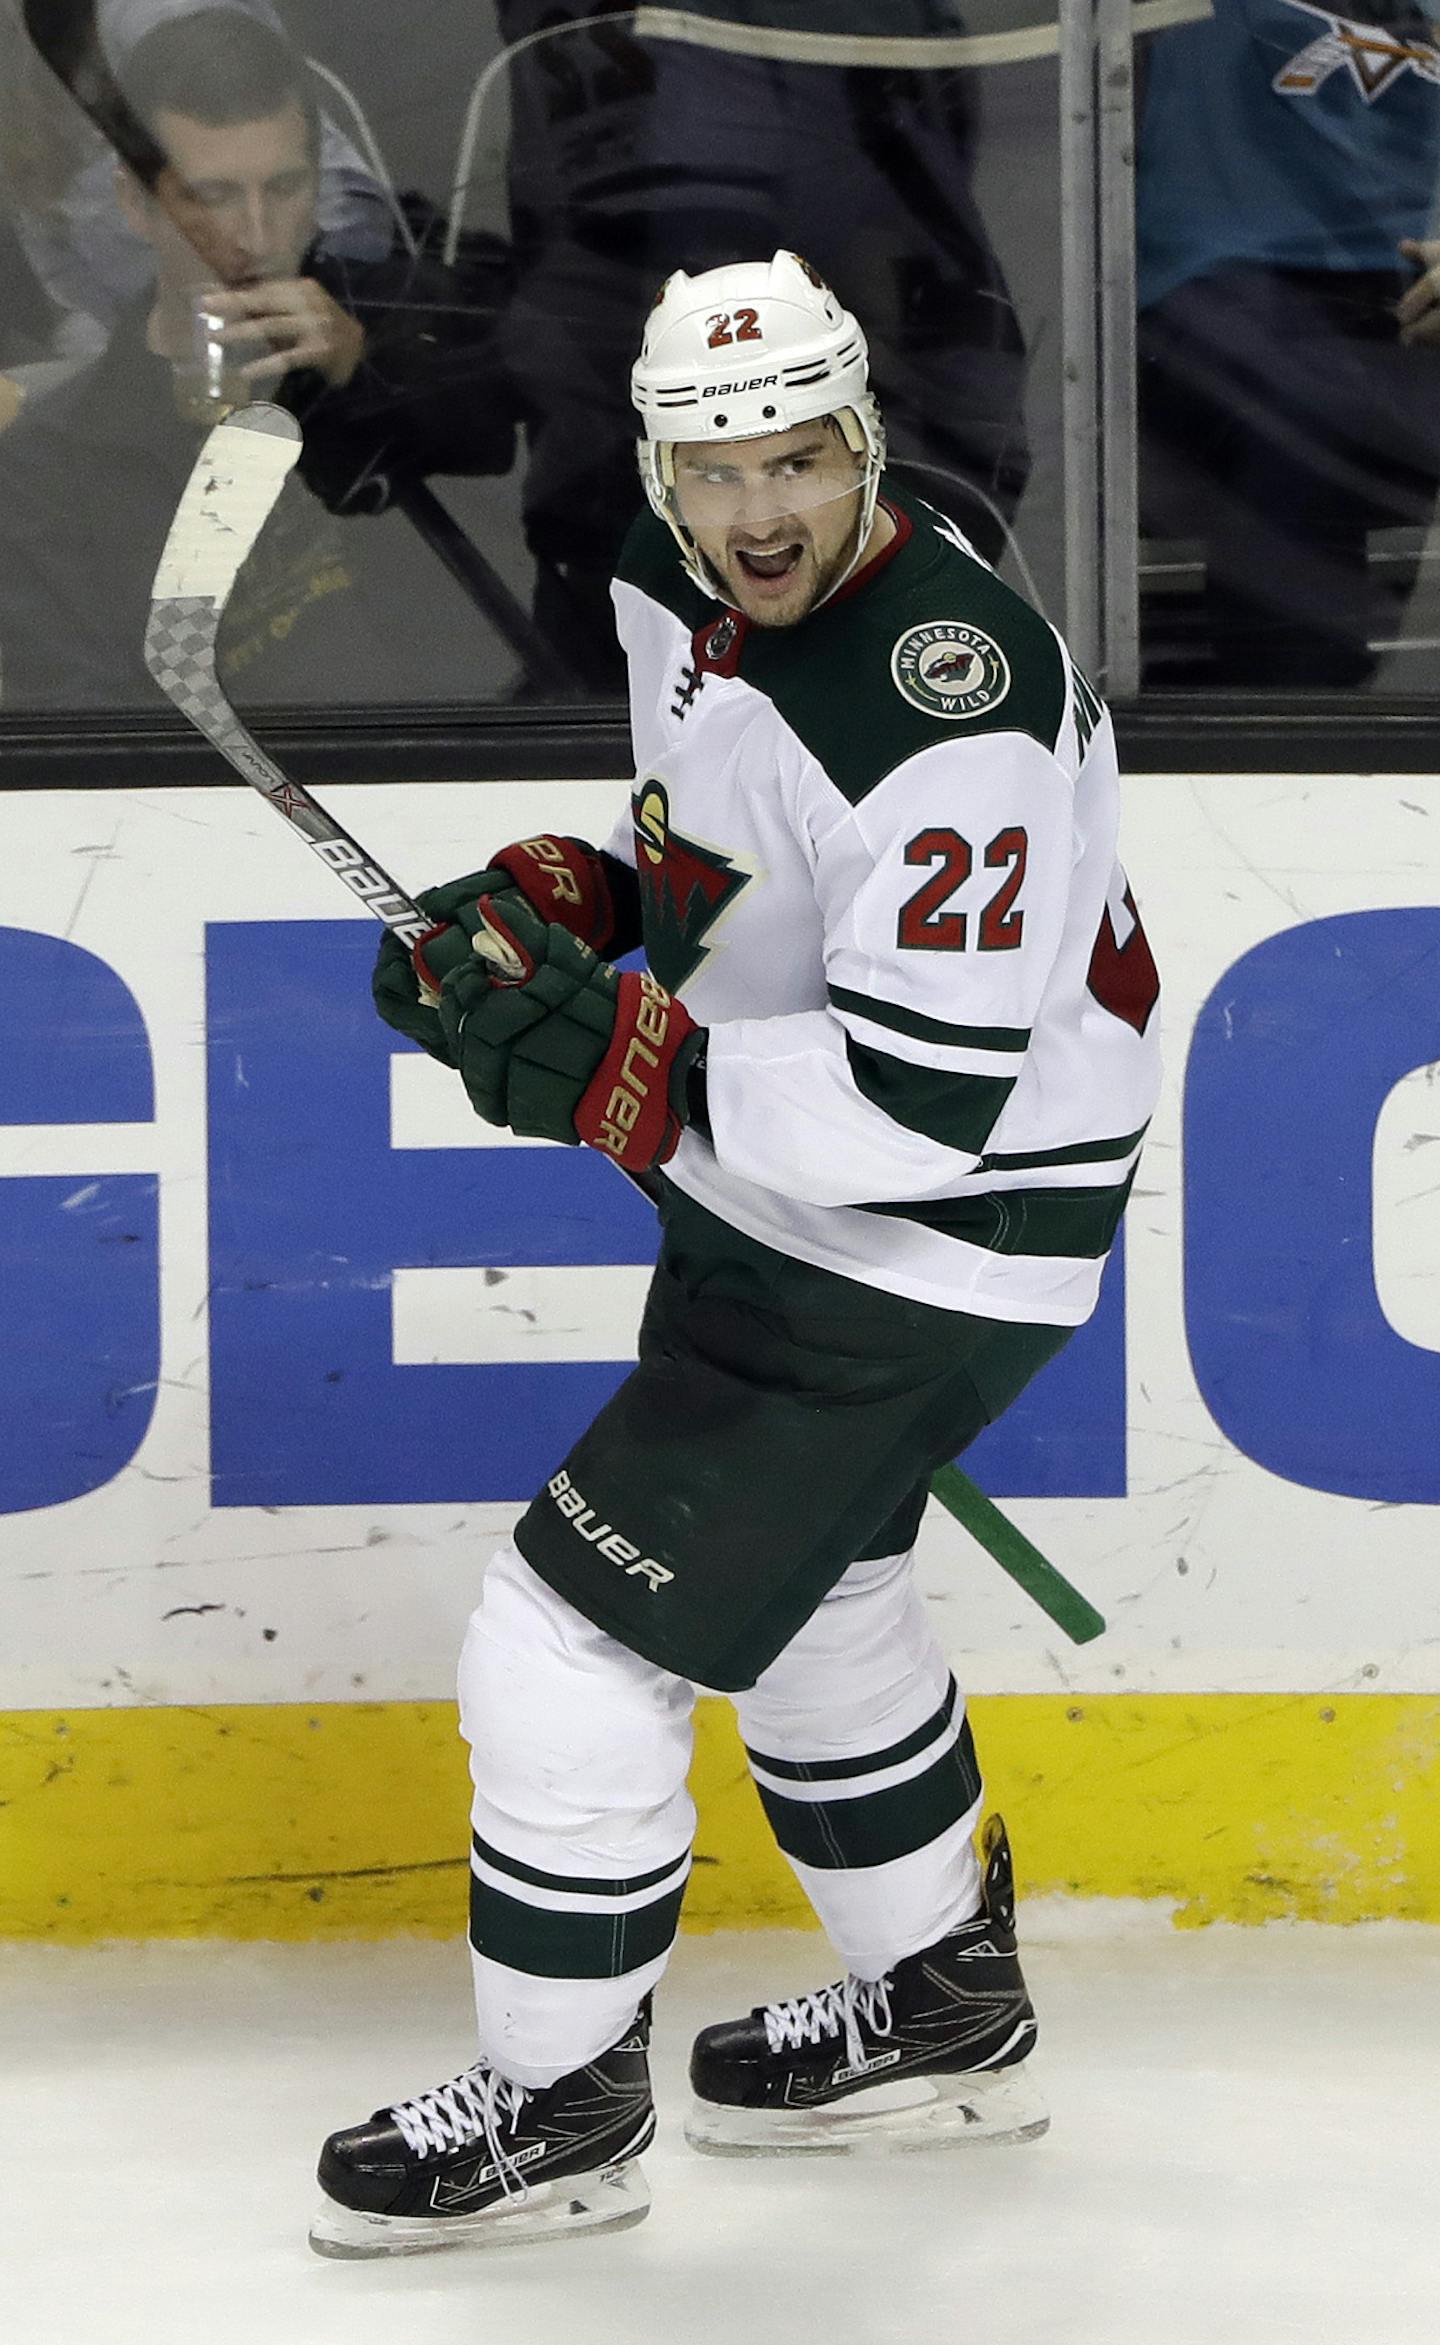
[308,2157,650,2259]
[685,2060,1049,2158]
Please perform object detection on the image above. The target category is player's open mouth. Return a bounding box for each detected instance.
[735,543,804,585]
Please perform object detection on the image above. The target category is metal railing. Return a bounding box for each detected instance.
[445,1,1179,692]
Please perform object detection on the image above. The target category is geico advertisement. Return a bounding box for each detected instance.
[2,777,1437,1707]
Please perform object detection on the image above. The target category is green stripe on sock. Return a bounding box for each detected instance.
[754,1716,982,1872]
[746,1679,958,1786]
[471,1830,686,1902]
[468,1871,686,1979]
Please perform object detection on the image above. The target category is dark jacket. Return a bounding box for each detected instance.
[0,242,515,710]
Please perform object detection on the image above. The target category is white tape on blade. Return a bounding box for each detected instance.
[151,407,303,604]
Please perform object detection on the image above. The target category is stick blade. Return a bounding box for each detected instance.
[148,404,304,614]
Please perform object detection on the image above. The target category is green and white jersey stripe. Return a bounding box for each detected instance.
[828,984,1032,1059]
[608,480,1161,1325]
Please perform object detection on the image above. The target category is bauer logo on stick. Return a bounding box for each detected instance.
[891,621,1011,722]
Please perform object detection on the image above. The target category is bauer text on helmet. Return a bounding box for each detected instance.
[632,252,888,619]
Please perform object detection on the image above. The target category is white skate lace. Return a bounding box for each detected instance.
[388,2065,533,2201]
[762,1974,895,2074]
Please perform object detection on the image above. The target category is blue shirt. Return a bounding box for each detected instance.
[1137,0,1440,308]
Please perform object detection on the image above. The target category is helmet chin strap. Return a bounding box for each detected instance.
[641,441,727,600]
[815,479,883,608]
[816,406,885,603]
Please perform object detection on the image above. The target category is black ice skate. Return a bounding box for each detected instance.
[309,2003,654,2257]
[687,1817,1048,2155]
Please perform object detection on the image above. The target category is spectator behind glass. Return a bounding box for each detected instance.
[0,0,393,411]
[494,0,1032,691]
[1136,0,1440,689]
[0,6,514,709]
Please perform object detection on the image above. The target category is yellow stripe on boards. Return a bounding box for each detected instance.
[2,1695,1437,1942]
[0,1701,472,1944]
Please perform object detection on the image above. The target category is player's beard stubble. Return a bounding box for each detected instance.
[709,504,865,627]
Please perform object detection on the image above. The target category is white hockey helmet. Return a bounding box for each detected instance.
[631,250,887,600]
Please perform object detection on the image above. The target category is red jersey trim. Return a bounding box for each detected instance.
[827,499,913,606]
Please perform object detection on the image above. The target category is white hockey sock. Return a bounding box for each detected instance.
[469,1952,666,2092]
[736,1545,985,1978]
[458,1541,696,2087]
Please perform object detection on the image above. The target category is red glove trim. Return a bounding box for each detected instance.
[412,897,537,995]
[490,835,615,952]
[410,923,451,1002]
[470,893,541,985]
[573,970,697,1171]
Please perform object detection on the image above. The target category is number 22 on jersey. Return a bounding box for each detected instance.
[897,826,1028,953]
[896,825,1160,1033]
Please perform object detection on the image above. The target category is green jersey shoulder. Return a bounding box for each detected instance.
[615,505,710,633]
[615,485,1083,808]
[741,483,1072,805]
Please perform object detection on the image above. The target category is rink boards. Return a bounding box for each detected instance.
[2,775,1438,1934]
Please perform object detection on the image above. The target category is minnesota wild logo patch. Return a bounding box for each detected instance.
[891,621,1011,722]
[632,778,748,992]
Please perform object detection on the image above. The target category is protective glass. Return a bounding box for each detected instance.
[668,441,869,533]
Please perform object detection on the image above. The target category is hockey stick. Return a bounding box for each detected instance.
[32,0,1104,1651]
[928,1466,1105,1645]
[149,410,1105,1648]
[144,403,523,977]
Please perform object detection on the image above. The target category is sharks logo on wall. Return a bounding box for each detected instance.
[631,778,749,991]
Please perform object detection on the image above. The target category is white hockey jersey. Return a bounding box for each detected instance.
[606,483,1161,1326]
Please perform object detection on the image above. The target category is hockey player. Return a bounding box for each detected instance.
[313,250,1161,2257]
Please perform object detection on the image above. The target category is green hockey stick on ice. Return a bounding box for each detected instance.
[928,1463,1106,1645]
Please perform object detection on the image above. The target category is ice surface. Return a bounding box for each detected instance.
[3,1919,1437,2345]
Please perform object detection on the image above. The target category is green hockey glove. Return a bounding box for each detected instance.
[371,869,517,1064]
[438,896,705,1173]
[372,837,639,1067]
